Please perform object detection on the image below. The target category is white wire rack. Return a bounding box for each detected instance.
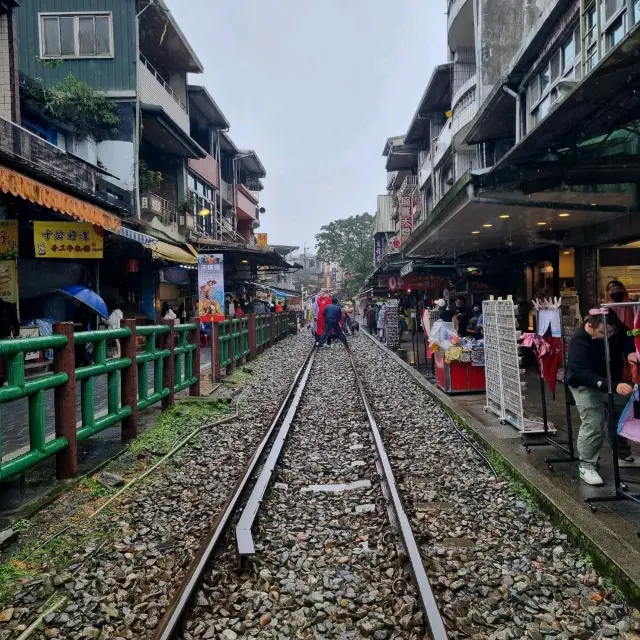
[483,300,525,430]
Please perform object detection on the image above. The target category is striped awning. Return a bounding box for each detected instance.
[117,226,158,246]
[0,165,122,233]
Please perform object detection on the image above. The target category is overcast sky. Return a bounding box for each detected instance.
[166,0,447,253]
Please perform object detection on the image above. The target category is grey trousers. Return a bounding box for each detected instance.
[570,386,632,468]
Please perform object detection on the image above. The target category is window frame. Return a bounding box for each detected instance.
[526,25,581,131]
[38,12,114,60]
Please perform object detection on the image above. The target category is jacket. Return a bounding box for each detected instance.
[566,324,635,390]
[324,304,342,324]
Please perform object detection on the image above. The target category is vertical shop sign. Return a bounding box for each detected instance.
[398,194,413,243]
[198,254,225,321]
[330,267,337,285]
[374,236,383,264]
[33,222,103,258]
[0,260,17,303]
[0,220,18,260]
[256,233,268,248]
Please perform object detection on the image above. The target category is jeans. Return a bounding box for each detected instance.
[319,320,348,347]
[570,386,632,467]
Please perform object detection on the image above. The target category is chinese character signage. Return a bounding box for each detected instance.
[198,254,225,321]
[374,237,383,265]
[0,221,18,260]
[33,222,104,259]
[256,233,268,248]
[0,260,17,303]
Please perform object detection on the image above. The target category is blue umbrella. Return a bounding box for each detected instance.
[57,285,109,319]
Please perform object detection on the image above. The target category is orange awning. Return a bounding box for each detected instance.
[0,165,122,233]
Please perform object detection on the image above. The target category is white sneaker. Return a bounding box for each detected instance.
[579,465,604,486]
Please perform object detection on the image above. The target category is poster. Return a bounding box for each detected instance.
[256,233,268,248]
[33,222,103,259]
[0,260,17,303]
[198,254,224,321]
[0,220,18,260]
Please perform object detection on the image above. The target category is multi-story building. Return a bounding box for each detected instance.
[376,0,640,309]
[13,0,268,253]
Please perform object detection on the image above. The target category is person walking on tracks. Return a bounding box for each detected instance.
[319,298,349,349]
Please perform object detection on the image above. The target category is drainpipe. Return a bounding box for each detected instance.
[134,1,155,220]
[502,86,521,143]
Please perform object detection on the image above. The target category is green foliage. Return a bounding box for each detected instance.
[0,560,31,603]
[130,401,229,456]
[140,160,164,193]
[179,194,197,215]
[315,213,375,297]
[21,74,120,142]
[80,477,111,499]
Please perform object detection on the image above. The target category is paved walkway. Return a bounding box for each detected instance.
[2,347,212,461]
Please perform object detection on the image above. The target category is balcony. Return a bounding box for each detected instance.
[451,86,478,143]
[0,116,125,208]
[141,192,179,226]
[139,54,190,134]
[418,150,432,189]
[220,179,234,205]
[236,184,258,222]
[432,119,453,168]
[188,154,220,189]
[448,0,474,50]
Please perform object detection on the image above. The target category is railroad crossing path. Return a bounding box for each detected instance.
[1,348,212,462]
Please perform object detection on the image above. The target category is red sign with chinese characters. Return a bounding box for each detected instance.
[398,194,414,243]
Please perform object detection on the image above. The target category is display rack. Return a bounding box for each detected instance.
[384,300,400,349]
[482,300,504,419]
[587,301,640,513]
[523,305,578,468]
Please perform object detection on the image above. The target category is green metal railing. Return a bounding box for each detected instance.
[256,314,270,349]
[0,318,201,485]
[136,325,170,411]
[217,320,232,370]
[75,328,133,442]
[0,334,69,482]
[174,323,198,393]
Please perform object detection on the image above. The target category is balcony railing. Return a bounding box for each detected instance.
[141,192,179,226]
[418,150,432,188]
[0,116,103,201]
[237,185,258,221]
[220,179,234,204]
[139,54,190,134]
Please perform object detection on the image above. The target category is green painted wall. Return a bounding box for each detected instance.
[17,0,136,92]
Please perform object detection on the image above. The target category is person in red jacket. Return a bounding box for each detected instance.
[314,294,332,344]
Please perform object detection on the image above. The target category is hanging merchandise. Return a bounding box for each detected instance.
[617,388,640,443]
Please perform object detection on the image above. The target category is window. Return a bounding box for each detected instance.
[540,66,550,92]
[606,13,625,50]
[550,51,561,82]
[528,77,540,107]
[40,13,113,58]
[635,0,640,24]
[585,6,597,47]
[605,0,623,21]
[562,37,575,70]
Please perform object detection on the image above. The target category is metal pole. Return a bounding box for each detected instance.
[560,312,576,460]
[602,311,622,492]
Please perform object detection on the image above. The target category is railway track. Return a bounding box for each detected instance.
[153,343,448,640]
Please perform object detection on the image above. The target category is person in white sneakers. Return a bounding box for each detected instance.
[566,308,638,486]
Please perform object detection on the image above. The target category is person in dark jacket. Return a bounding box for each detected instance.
[319,298,348,348]
[566,308,637,486]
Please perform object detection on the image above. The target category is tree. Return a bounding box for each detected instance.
[315,213,374,298]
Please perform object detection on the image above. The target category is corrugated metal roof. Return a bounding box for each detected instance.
[375,195,395,234]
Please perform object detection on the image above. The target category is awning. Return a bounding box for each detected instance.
[151,240,198,264]
[117,226,157,246]
[0,165,122,233]
[186,244,199,258]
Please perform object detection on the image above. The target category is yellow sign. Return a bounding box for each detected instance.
[0,260,18,303]
[0,220,18,260]
[256,233,268,248]
[33,222,104,259]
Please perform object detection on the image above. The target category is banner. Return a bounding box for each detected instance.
[0,221,18,260]
[256,233,268,248]
[33,222,103,259]
[0,260,18,303]
[374,236,383,265]
[198,254,224,321]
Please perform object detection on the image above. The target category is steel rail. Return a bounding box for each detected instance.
[236,349,316,555]
[152,345,316,640]
[347,350,449,640]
